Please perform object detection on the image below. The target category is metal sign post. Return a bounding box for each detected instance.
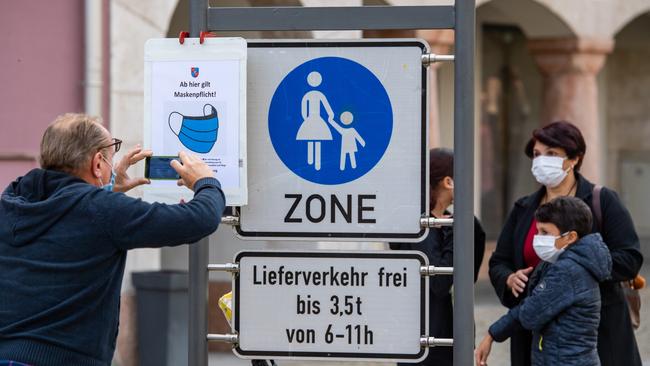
[187,1,475,365]
[188,2,209,366]
[453,1,476,366]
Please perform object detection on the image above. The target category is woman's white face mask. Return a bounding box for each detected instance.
[533,232,569,263]
[531,156,570,188]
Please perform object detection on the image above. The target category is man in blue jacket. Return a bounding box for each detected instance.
[0,113,226,366]
[475,197,612,366]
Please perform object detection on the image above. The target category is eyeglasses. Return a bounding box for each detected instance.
[99,138,122,153]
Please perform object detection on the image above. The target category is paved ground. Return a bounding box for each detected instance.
[209,240,650,366]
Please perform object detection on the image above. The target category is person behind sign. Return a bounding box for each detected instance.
[0,113,226,366]
[488,121,643,366]
[476,196,612,366]
[390,148,486,366]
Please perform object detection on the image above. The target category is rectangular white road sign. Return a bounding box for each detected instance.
[233,250,428,362]
[238,40,428,241]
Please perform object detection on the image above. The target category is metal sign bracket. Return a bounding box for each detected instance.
[208,333,239,344]
[420,265,454,276]
[221,215,240,226]
[420,217,454,228]
[421,53,455,66]
[420,337,454,348]
[208,262,239,273]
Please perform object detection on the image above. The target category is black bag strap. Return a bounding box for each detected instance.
[592,185,603,231]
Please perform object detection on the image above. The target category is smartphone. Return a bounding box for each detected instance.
[145,156,181,180]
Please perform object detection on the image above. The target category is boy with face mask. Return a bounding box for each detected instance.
[476,197,612,366]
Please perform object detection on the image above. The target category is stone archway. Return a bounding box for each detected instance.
[477,0,574,38]
[604,11,650,247]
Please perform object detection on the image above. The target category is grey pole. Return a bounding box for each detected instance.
[453,0,476,365]
[190,0,207,36]
[189,236,209,366]
[188,1,209,366]
[207,5,455,31]
[206,5,455,31]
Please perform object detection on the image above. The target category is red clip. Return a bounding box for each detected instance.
[200,31,216,44]
[179,31,190,45]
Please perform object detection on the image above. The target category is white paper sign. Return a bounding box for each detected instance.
[144,38,247,205]
[233,250,429,362]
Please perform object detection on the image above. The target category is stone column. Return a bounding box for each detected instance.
[528,37,614,182]
[417,30,454,148]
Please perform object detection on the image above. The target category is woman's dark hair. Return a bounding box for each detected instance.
[430,148,453,204]
[524,121,586,171]
[535,196,593,238]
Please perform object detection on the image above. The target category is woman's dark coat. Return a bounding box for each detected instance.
[391,217,486,366]
[488,173,643,366]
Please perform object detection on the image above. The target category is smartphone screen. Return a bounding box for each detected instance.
[145,156,180,180]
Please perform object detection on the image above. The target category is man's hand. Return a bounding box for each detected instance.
[475,334,493,366]
[171,151,215,191]
[113,145,152,193]
[506,267,534,298]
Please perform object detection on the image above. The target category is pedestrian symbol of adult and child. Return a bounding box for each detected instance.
[296,71,366,171]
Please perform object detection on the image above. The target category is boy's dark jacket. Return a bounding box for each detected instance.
[489,233,612,366]
[0,169,225,366]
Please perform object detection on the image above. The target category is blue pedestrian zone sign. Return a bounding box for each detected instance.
[269,57,393,185]
[240,41,427,241]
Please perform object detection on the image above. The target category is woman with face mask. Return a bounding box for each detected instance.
[488,121,643,366]
[390,148,486,366]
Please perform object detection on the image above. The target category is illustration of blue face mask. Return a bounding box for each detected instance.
[168,104,219,154]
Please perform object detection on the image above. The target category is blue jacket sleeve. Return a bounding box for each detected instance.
[516,264,575,331]
[488,306,525,342]
[489,264,575,341]
[92,177,226,250]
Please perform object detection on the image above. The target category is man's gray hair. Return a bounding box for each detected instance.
[39,113,110,174]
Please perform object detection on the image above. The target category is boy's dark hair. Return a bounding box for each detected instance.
[535,196,593,238]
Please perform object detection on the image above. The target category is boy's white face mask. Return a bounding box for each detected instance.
[531,156,569,188]
[533,233,568,263]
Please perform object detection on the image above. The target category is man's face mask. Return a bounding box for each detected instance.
[531,156,571,188]
[99,155,115,192]
[168,104,219,154]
